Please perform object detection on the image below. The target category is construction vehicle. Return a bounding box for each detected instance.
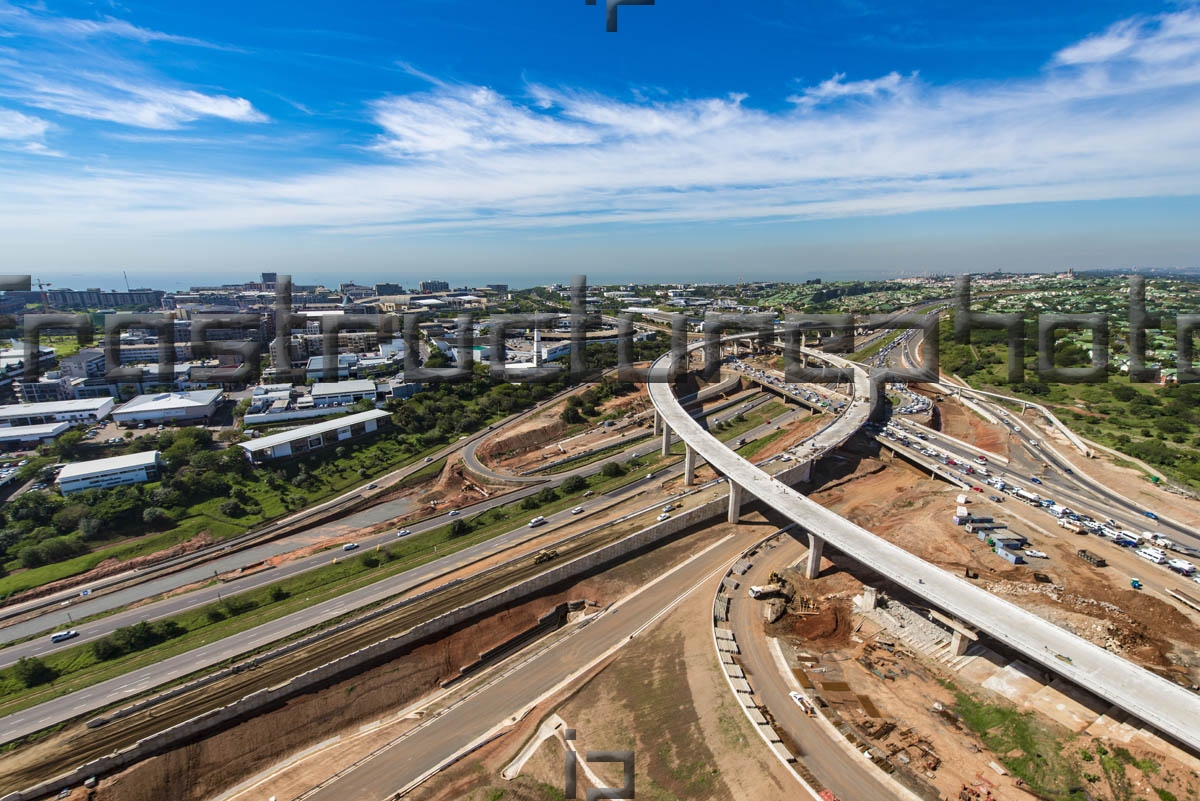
[1077,549,1107,567]
[533,549,559,564]
[748,583,784,599]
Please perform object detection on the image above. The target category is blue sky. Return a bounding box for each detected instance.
[1,0,1199,289]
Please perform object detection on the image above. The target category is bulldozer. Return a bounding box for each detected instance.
[534,549,560,565]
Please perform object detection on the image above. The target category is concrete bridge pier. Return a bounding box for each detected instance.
[804,531,824,578]
[661,424,672,457]
[653,410,662,436]
[684,444,697,485]
[951,630,971,656]
[727,481,743,523]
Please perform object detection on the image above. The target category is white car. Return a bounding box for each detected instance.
[448,510,460,517]
[657,512,671,521]
[396,529,411,537]
[1023,549,1048,559]
[571,506,584,514]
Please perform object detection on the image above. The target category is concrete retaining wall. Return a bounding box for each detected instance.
[10,496,732,801]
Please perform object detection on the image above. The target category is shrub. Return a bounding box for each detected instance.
[13,656,57,688]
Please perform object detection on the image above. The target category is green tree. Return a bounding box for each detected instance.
[13,656,57,688]
[601,461,626,478]
[562,475,588,494]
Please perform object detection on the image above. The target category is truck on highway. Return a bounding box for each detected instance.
[1014,489,1042,505]
[1059,518,1087,534]
[1167,558,1196,576]
[748,583,784,599]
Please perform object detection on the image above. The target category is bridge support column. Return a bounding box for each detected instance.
[861,586,878,611]
[653,411,662,436]
[805,531,824,579]
[661,424,671,457]
[727,481,743,524]
[951,630,970,657]
[684,444,696,485]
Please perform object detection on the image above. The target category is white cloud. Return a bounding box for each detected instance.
[787,70,912,107]
[371,85,593,156]
[16,77,268,129]
[0,2,262,134]
[0,106,47,139]
[0,1,221,48]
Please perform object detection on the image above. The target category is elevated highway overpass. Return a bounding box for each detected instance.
[650,335,1200,755]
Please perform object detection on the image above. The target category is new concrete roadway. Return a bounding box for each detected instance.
[650,341,1200,753]
[729,534,903,801]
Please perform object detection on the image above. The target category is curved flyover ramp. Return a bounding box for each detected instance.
[651,345,1200,755]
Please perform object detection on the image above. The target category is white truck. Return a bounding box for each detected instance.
[748,583,784,599]
[1167,558,1196,576]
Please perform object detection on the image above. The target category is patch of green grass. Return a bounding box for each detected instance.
[953,689,1087,800]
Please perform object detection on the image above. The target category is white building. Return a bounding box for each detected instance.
[310,379,377,407]
[238,409,389,464]
[112,389,223,425]
[0,397,115,427]
[0,422,70,450]
[57,451,161,495]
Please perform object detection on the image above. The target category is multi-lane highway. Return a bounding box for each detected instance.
[0,394,801,745]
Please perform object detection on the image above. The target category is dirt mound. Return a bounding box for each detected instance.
[770,602,851,646]
[477,416,567,463]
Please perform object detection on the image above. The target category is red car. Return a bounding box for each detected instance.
[971,486,984,492]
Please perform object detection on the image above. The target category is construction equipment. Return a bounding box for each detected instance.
[533,549,559,564]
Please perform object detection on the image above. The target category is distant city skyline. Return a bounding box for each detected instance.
[2,1,1199,281]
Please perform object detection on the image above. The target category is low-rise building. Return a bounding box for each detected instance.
[310,379,377,407]
[112,389,223,425]
[0,397,114,427]
[0,422,70,450]
[57,451,162,495]
[237,409,390,464]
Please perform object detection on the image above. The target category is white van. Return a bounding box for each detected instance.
[1136,548,1166,564]
[528,516,547,528]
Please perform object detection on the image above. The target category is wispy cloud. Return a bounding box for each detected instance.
[787,70,913,107]
[0,0,224,48]
[14,76,268,129]
[0,1,263,134]
[0,105,57,154]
